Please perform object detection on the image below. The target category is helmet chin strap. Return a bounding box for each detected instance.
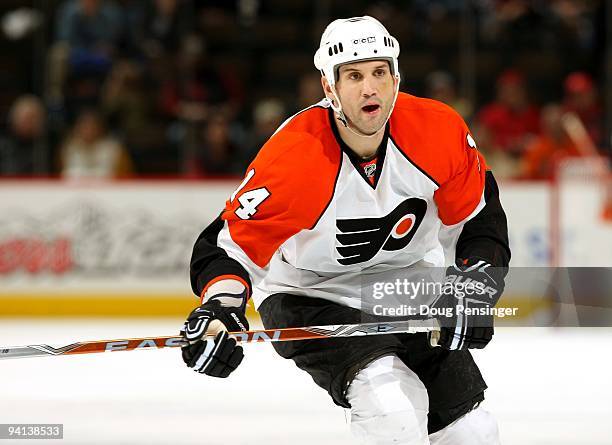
[328,77,400,140]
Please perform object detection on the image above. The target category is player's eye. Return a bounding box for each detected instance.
[374,69,386,77]
[348,72,361,81]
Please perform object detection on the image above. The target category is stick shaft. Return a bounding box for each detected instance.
[0,319,439,360]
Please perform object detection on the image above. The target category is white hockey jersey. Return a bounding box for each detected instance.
[203,93,487,310]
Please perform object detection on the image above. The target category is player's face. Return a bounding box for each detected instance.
[333,60,396,135]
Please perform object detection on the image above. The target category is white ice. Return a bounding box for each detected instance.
[1,320,611,444]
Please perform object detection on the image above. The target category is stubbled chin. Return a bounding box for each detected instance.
[355,119,384,135]
[361,112,385,127]
[344,108,387,134]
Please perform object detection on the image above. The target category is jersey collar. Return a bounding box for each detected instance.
[328,107,390,190]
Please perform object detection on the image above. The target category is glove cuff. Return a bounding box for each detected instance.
[204,300,250,332]
[200,276,250,304]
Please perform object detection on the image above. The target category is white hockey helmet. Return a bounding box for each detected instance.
[314,16,401,87]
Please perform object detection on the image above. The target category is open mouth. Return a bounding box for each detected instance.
[362,104,381,114]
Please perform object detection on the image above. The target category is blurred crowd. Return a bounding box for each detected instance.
[470,69,604,179]
[0,0,608,180]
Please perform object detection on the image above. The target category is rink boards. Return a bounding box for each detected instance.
[0,179,608,318]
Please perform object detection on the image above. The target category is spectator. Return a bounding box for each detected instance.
[48,0,127,116]
[158,34,235,124]
[0,95,47,175]
[60,110,132,179]
[478,0,545,49]
[196,0,238,29]
[56,0,125,64]
[253,98,286,140]
[186,111,243,177]
[101,60,162,151]
[476,69,540,157]
[244,98,286,164]
[425,71,473,120]
[291,73,323,113]
[521,103,581,180]
[138,0,194,59]
[548,0,594,50]
[562,71,603,148]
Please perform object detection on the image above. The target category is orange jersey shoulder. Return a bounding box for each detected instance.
[390,92,484,185]
[222,104,342,267]
[390,93,487,225]
[246,104,341,207]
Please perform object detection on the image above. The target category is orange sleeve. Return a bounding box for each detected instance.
[434,123,487,226]
[221,129,340,268]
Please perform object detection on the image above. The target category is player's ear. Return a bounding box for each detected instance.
[321,76,336,106]
[321,76,334,102]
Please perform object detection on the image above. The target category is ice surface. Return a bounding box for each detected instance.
[1,320,611,444]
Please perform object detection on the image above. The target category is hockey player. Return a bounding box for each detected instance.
[182,16,510,445]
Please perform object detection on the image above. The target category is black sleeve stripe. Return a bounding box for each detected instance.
[190,214,252,298]
[456,171,511,268]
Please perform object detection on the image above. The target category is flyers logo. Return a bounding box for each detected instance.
[335,198,427,265]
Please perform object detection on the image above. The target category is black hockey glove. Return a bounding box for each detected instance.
[180,294,249,378]
[430,258,505,351]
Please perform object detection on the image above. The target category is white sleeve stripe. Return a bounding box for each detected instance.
[217,220,269,288]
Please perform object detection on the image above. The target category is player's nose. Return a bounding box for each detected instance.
[361,74,378,97]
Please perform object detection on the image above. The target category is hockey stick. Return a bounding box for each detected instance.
[0,319,439,360]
